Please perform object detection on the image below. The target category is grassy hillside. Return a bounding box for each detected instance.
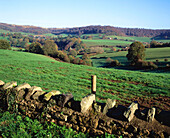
[0,29,10,33]
[81,34,170,47]
[82,39,132,47]
[91,47,170,67]
[0,29,35,35]
[0,50,169,107]
[107,35,151,43]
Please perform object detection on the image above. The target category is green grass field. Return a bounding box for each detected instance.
[91,47,170,67]
[0,36,8,40]
[81,34,103,39]
[82,39,132,47]
[0,29,35,36]
[107,35,151,43]
[43,33,58,37]
[0,49,169,105]
[81,34,170,47]
[0,29,10,33]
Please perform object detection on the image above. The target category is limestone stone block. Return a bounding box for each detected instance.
[2,81,17,90]
[80,94,95,113]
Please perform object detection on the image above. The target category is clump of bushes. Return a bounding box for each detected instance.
[135,60,158,70]
[110,60,121,67]
[0,39,11,50]
[26,40,92,66]
[164,58,168,62]
[156,59,159,63]
[105,58,121,67]
[90,47,104,54]
[106,57,113,63]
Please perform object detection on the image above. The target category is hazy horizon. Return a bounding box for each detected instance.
[0,0,170,29]
[1,22,170,30]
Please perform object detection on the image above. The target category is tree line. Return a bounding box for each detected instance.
[1,23,169,37]
[0,23,50,34]
[0,36,92,66]
[51,26,170,37]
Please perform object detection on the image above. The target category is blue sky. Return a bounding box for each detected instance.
[0,0,170,29]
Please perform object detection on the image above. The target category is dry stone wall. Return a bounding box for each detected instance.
[0,80,169,137]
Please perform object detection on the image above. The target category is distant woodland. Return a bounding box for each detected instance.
[0,23,170,38]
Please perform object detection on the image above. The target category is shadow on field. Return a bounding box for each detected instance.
[146,56,170,60]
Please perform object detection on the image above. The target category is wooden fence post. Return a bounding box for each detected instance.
[91,75,96,94]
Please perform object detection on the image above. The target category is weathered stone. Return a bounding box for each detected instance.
[32,90,46,100]
[16,89,26,102]
[70,115,77,124]
[126,125,138,134]
[35,101,44,110]
[46,114,51,119]
[78,116,83,123]
[19,104,26,114]
[72,124,79,131]
[93,102,101,112]
[98,125,108,132]
[2,81,17,90]
[65,123,70,128]
[146,107,156,122]
[105,120,112,127]
[91,118,99,128]
[112,125,118,133]
[57,93,73,107]
[0,80,5,86]
[94,129,104,135]
[68,124,72,128]
[123,102,138,122]
[82,116,89,125]
[103,99,116,114]
[78,118,84,126]
[25,86,42,101]
[44,90,61,101]
[54,112,68,121]
[65,123,73,129]
[106,128,112,134]
[142,129,150,136]
[122,131,129,136]
[61,108,74,116]
[90,128,104,135]
[15,83,31,91]
[80,126,86,133]
[58,121,65,126]
[27,102,36,112]
[80,94,95,113]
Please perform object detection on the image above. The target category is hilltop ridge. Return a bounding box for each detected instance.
[0,22,170,38]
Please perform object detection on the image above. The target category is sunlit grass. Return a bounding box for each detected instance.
[0,49,169,104]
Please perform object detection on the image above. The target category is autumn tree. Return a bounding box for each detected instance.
[27,42,43,54]
[43,40,58,57]
[126,41,145,65]
[90,47,104,54]
[0,39,11,50]
[82,53,89,60]
[69,49,77,57]
[150,41,158,48]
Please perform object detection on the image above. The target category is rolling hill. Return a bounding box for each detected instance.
[0,49,169,111]
[0,22,170,38]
